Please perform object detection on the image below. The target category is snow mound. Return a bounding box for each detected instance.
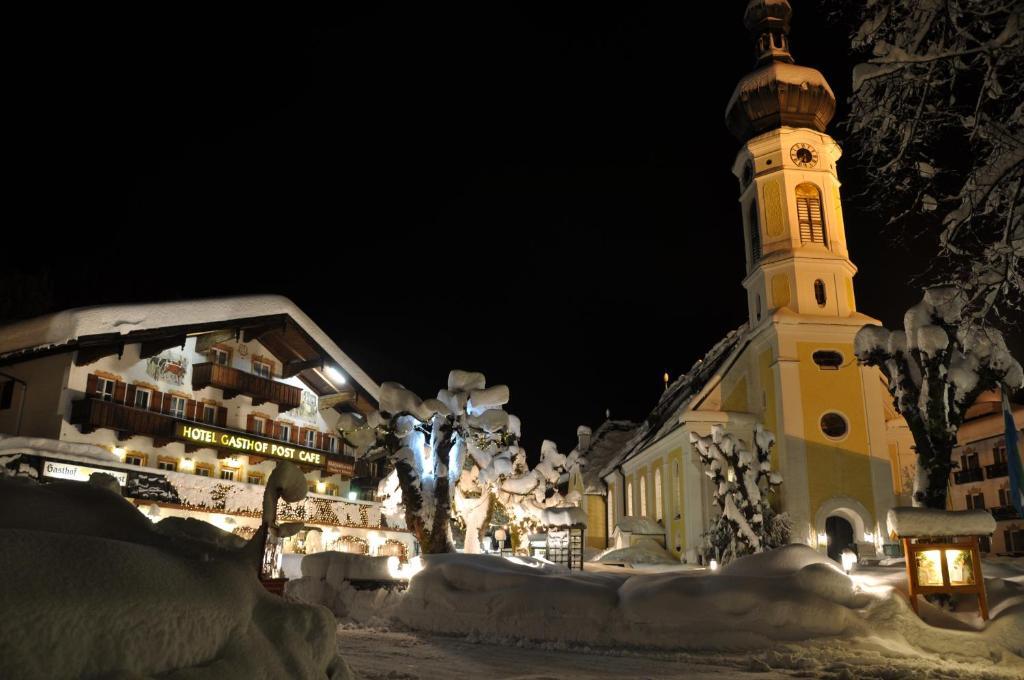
[887,507,997,538]
[594,539,677,566]
[720,543,834,577]
[0,434,118,463]
[614,516,665,535]
[0,477,352,679]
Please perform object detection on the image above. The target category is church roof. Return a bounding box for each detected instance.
[599,325,749,479]
[580,420,640,494]
[724,0,836,141]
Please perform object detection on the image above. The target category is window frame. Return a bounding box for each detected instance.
[96,377,116,401]
[133,387,152,410]
[157,456,177,472]
[252,360,272,379]
[124,453,146,467]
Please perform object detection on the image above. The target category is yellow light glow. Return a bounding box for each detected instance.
[180,457,195,471]
[945,549,975,586]
[916,549,944,586]
[112,447,126,460]
[315,480,327,494]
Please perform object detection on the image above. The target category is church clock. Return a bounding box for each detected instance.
[790,143,818,168]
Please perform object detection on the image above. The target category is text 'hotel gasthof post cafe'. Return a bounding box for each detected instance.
[0,296,416,560]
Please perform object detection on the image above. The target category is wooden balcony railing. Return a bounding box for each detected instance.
[71,398,177,444]
[992,506,1020,521]
[953,467,984,484]
[192,362,302,411]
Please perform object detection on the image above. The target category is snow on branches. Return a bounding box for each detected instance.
[855,286,1023,508]
[829,0,1023,327]
[689,424,785,563]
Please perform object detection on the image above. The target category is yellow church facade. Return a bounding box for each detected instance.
[590,0,914,561]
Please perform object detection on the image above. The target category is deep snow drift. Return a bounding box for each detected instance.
[293,545,1024,676]
[0,475,351,680]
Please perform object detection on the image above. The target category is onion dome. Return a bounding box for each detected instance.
[725,0,836,142]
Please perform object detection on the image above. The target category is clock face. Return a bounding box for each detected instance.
[790,143,818,168]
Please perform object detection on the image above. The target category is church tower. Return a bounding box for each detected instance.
[725,0,857,327]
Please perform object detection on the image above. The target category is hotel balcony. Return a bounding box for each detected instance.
[985,462,1008,479]
[70,398,355,474]
[191,362,302,411]
[992,506,1020,521]
[953,467,985,484]
[71,397,177,444]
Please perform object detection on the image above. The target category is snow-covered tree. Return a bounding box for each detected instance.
[336,370,519,554]
[855,286,1024,508]
[828,0,1023,327]
[689,424,784,563]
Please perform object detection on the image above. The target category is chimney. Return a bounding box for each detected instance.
[577,425,593,453]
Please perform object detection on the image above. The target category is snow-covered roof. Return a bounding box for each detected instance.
[599,325,749,479]
[886,508,996,538]
[0,295,380,400]
[579,420,639,494]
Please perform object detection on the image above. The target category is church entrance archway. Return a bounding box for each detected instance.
[825,515,854,563]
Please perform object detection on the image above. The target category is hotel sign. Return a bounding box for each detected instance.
[43,461,129,486]
[174,423,326,467]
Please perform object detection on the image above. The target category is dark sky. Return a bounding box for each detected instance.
[9,3,998,454]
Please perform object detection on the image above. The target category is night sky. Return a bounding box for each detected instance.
[8,4,1006,455]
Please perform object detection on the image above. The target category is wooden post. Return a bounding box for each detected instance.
[902,537,917,614]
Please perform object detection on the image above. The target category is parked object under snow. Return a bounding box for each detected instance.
[887,507,997,538]
[855,286,1024,509]
[284,552,407,621]
[0,474,352,679]
[593,538,678,566]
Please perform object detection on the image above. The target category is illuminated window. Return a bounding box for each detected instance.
[639,475,648,518]
[654,468,663,522]
[626,481,634,516]
[820,412,848,439]
[220,468,235,481]
[608,485,616,528]
[795,183,827,245]
[673,461,681,515]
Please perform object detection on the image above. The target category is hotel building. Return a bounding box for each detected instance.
[0,296,415,560]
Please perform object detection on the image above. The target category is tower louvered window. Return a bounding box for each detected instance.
[749,202,761,264]
[795,183,827,245]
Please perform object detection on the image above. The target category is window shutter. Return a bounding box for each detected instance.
[217,406,228,427]
[187,399,199,420]
[126,385,137,406]
[114,381,127,403]
[273,422,282,439]
[247,414,255,432]
[86,374,98,395]
[316,432,324,450]
[150,391,163,412]
[291,426,299,444]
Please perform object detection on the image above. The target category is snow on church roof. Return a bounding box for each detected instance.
[599,325,749,479]
[0,295,380,400]
[580,420,640,494]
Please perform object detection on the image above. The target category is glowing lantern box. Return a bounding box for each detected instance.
[887,507,996,620]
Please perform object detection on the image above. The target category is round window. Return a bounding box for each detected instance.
[820,412,848,439]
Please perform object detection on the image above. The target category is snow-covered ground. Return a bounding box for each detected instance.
[290,547,1024,679]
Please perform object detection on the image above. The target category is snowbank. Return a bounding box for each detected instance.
[614,516,665,535]
[285,552,406,622]
[887,507,996,538]
[593,539,677,566]
[387,546,1024,668]
[0,434,118,463]
[0,476,352,679]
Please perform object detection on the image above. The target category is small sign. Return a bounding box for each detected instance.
[174,422,325,467]
[42,460,128,486]
[325,457,355,477]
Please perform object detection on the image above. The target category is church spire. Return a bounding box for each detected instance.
[725,1,836,142]
[745,0,794,66]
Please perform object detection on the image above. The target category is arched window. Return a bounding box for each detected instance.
[749,202,761,264]
[673,461,681,515]
[639,475,648,517]
[654,468,663,522]
[608,485,616,529]
[814,279,827,306]
[795,183,827,245]
[626,481,634,516]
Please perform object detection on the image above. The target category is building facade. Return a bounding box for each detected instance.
[596,0,915,563]
[947,391,1024,554]
[0,296,416,559]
